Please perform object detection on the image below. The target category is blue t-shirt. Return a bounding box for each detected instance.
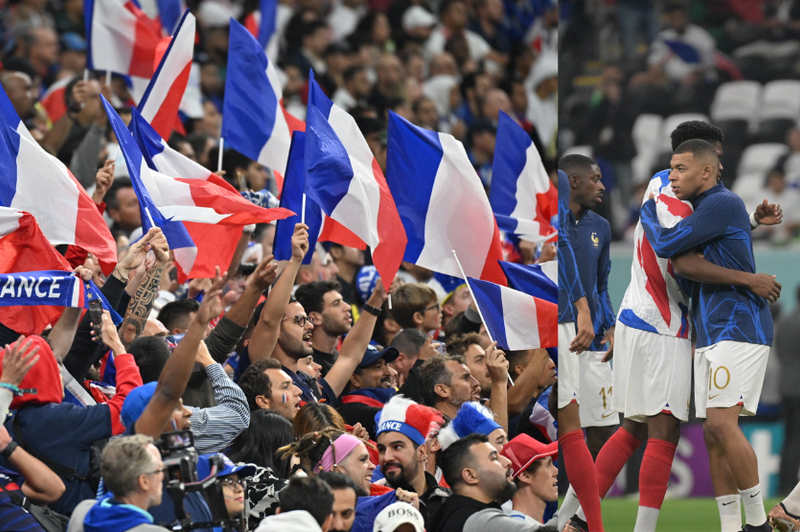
[557,170,586,324]
[573,211,615,350]
[0,466,44,532]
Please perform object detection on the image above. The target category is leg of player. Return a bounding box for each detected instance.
[770,482,800,531]
[705,405,768,531]
[704,423,743,532]
[585,426,617,460]
[633,413,681,532]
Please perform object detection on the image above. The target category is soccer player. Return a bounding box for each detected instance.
[561,121,783,532]
[557,164,605,532]
[641,139,776,532]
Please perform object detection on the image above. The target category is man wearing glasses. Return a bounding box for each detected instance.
[68,435,170,532]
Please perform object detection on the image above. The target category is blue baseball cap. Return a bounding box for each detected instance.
[355,265,379,304]
[121,382,158,429]
[357,345,399,369]
[196,453,256,481]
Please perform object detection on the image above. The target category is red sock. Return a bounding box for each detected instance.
[595,427,643,498]
[638,439,677,509]
[561,430,605,532]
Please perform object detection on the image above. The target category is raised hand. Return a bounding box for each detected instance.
[93,311,125,354]
[249,254,278,291]
[291,223,310,261]
[195,267,228,324]
[485,341,509,383]
[1,337,40,387]
[92,159,115,204]
[115,227,161,278]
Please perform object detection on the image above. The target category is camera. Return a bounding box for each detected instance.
[156,431,245,532]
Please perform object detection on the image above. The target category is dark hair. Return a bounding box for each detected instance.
[439,0,465,17]
[674,139,718,160]
[221,148,255,186]
[278,428,344,475]
[239,358,284,411]
[104,177,134,212]
[318,471,359,496]
[294,280,343,315]
[446,332,484,356]
[157,299,200,331]
[128,336,171,383]
[670,121,724,151]
[441,433,488,488]
[300,19,328,41]
[343,65,365,83]
[419,354,465,407]
[390,329,428,358]
[279,476,334,526]
[293,402,346,437]
[228,410,295,478]
[558,154,596,178]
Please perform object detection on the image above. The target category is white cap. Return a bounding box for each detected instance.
[528,51,558,90]
[402,6,437,31]
[373,503,425,532]
[254,510,323,532]
[198,1,240,28]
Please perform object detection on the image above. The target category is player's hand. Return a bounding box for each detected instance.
[748,273,781,302]
[571,309,594,354]
[485,341,509,383]
[754,199,783,226]
[601,326,615,362]
[291,223,310,262]
[648,193,656,201]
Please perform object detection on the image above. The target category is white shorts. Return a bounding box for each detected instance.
[578,350,619,427]
[557,321,580,409]
[610,321,692,423]
[694,341,770,419]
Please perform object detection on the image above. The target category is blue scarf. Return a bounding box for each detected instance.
[83,495,154,532]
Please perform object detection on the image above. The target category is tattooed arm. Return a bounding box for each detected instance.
[119,230,170,348]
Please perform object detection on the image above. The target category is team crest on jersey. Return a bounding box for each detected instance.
[591,232,599,247]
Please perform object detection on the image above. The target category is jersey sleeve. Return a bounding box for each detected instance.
[597,222,615,331]
[557,170,585,303]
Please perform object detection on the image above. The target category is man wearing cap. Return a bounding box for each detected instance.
[338,345,400,439]
[501,434,559,528]
[373,502,426,532]
[375,396,448,527]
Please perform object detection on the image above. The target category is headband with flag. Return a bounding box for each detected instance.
[375,395,442,446]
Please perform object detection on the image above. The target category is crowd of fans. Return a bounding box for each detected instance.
[0,0,556,529]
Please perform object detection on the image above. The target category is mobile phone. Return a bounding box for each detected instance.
[89,299,104,343]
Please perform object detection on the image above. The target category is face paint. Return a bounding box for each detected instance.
[282,393,289,403]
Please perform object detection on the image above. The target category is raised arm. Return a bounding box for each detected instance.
[47,266,93,361]
[482,342,509,432]
[507,349,548,416]
[248,224,309,364]
[134,270,227,439]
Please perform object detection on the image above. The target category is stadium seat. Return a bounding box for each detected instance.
[710,81,761,133]
[631,114,663,184]
[753,80,800,143]
[736,143,789,177]
[731,173,766,212]
[562,145,593,158]
[732,40,800,83]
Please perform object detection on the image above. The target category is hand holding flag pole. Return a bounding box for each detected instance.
[452,250,514,386]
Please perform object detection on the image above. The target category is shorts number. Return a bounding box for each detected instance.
[599,386,613,409]
[709,366,731,390]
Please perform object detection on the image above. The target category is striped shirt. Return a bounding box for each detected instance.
[186,363,250,454]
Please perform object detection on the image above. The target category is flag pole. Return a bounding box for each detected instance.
[83,69,89,82]
[451,250,514,386]
[105,70,112,87]
[301,193,306,225]
[144,207,156,228]
[217,137,224,173]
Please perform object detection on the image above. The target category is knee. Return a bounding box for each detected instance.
[703,417,730,444]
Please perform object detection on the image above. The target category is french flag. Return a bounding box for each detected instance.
[244,0,277,49]
[304,71,407,284]
[222,20,293,179]
[490,112,557,243]
[85,0,163,78]
[104,98,294,281]
[273,131,367,263]
[138,9,195,140]
[385,112,506,285]
[40,76,73,123]
[468,277,557,350]
[0,85,117,275]
[499,260,557,304]
[155,0,186,35]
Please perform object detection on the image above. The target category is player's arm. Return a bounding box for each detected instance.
[597,229,615,361]
[640,195,729,259]
[752,199,783,227]
[671,253,781,302]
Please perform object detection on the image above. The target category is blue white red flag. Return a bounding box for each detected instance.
[304,71,406,284]
[499,260,557,304]
[104,98,293,281]
[490,112,557,243]
[85,0,163,77]
[386,112,505,285]
[468,277,557,350]
[155,0,186,34]
[138,9,195,139]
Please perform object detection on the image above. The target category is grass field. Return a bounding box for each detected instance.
[594,497,782,531]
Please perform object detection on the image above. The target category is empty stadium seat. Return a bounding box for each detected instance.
[631,114,663,184]
[753,80,800,142]
[736,143,789,177]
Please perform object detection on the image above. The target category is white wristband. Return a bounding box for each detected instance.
[749,211,759,229]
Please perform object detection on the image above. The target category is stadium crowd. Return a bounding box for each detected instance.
[0,0,555,530]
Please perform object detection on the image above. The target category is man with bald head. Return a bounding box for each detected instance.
[0,71,36,120]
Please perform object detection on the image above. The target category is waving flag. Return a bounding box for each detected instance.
[222,20,293,178]
[85,0,163,77]
[156,0,186,34]
[0,85,117,275]
[490,112,557,243]
[468,277,556,350]
[40,76,73,123]
[499,260,557,304]
[105,99,293,281]
[138,9,195,139]
[386,112,505,285]
[243,0,277,49]
[304,71,407,284]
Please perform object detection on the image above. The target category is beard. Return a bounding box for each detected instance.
[321,313,350,337]
[488,474,518,504]
[278,332,313,360]
[383,459,420,489]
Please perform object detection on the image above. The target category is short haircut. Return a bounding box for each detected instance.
[343,65,364,83]
[674,139,718,161]
[300,19,328,40]
[446,332,483,357]
[279,476,334,526]
[239,358,283,411]
[506,349,532,378]
[390,328,428,358]
[104,177,134,212]
[318,471,359,496]
[128,336,171,383]
[441,432,487,488]
[439,0,464,16]
[294,280,343,315]
[157,299,200,331]
[101,435,156,498]
[670,120,723,151]
[558,154,596,178]
[391,283,438,329]
[419,353,466,407]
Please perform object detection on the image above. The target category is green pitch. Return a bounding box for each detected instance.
[596,497,781,531]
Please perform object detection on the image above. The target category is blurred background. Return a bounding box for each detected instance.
[559,0,800,515]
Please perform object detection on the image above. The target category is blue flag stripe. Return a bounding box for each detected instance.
[489,111,528,219]
[468,277,510,350]
[0,87,20,206]
[499,261,557,304]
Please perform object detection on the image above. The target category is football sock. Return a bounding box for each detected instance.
[783,481,800,515]
[561,429,604,532]
[740,484,767,526]
[634,439,677,532]
[716,494,742,532]
[559,486,580,531]
[596,427,644,497]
